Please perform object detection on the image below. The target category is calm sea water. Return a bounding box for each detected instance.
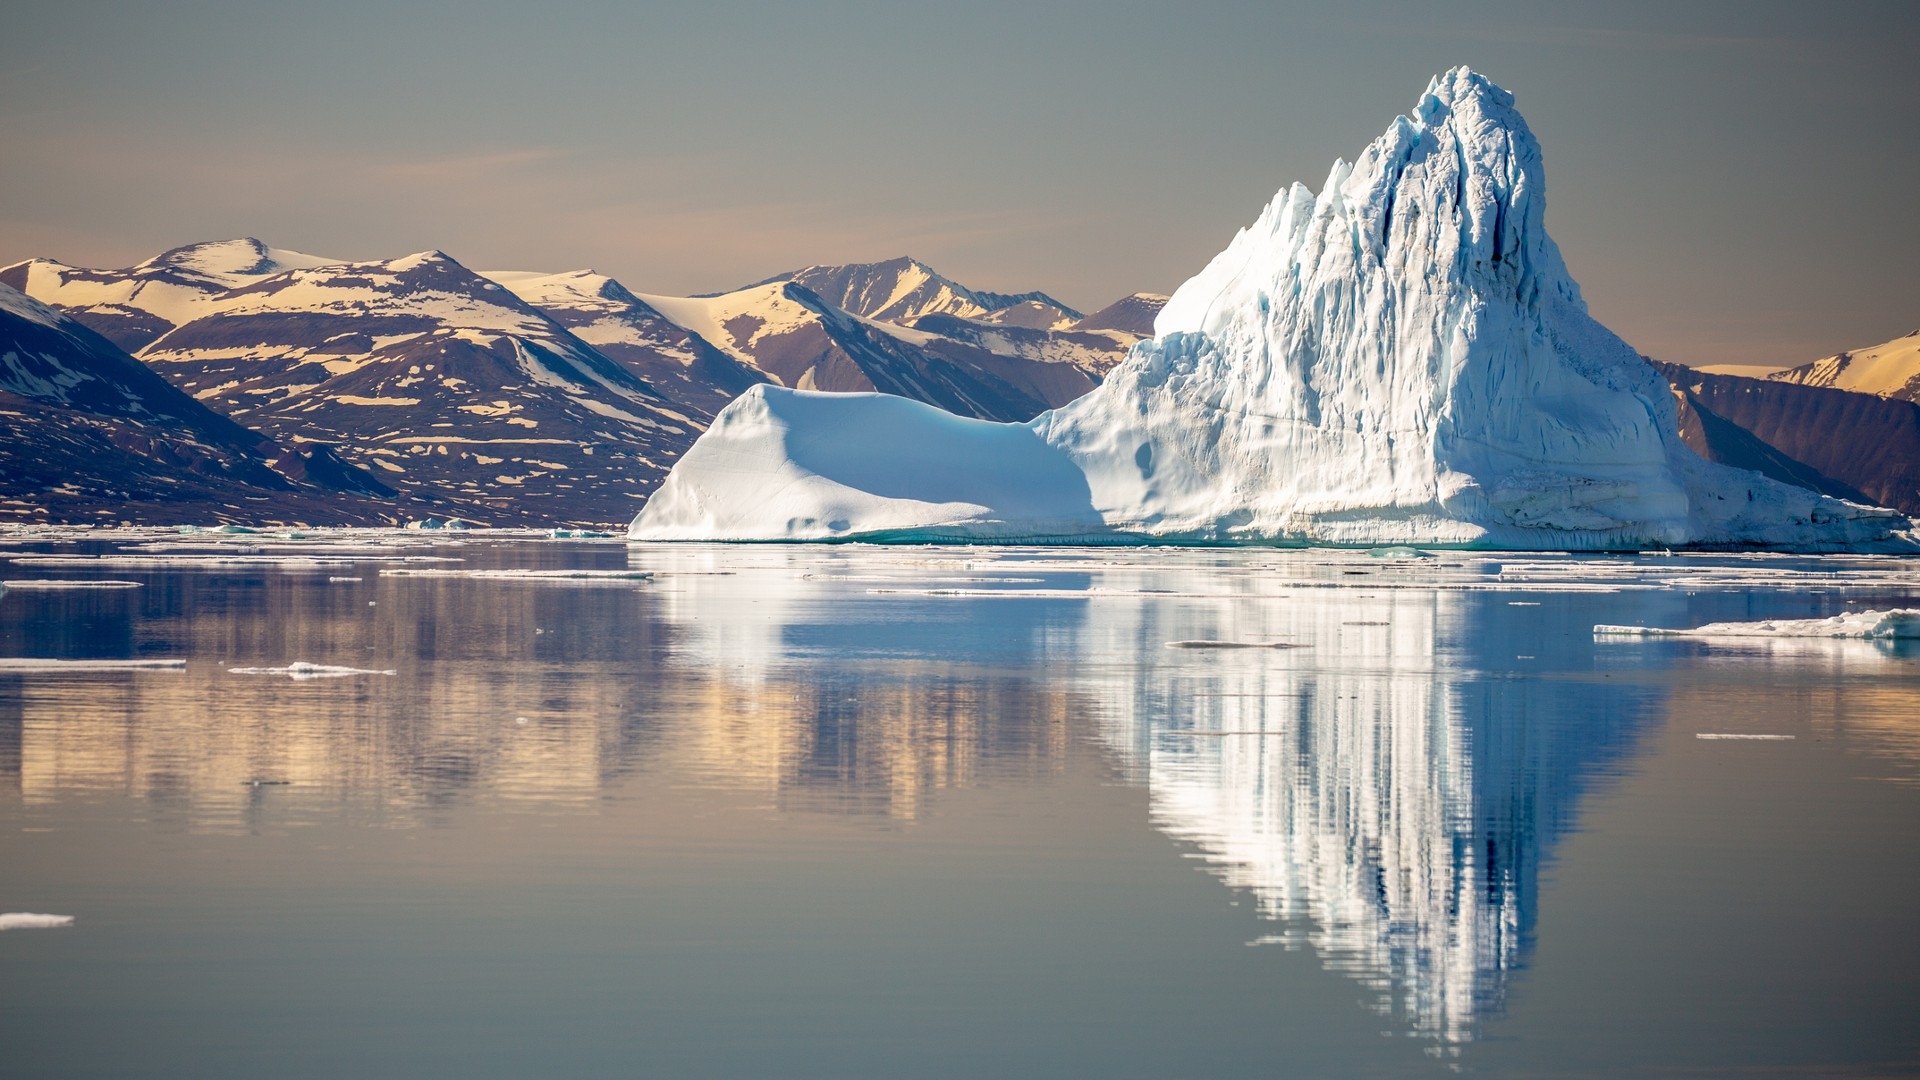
[2,535,1917,1078]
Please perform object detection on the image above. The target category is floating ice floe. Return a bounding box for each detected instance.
[1165,641,1305,650]
[0,580,143,589]
[379,568,652,581]
[0,913,74,931]
[1697,734,1795,741]
[1594,610,1920,640]
[378,564,656,580]
[0,658,184,672]
[227,662,396,679]
[7,554,359,570]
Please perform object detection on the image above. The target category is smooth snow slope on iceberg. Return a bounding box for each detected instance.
[636,386,1107,540]
[631,68,1909,550]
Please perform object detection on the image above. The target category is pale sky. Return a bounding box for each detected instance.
[2,0,1914,369]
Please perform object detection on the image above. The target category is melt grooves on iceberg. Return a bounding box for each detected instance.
[630,68,1911,551]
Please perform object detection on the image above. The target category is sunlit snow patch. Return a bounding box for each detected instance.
[228,662,396,679]
[0,913,74,931]
[1594,610,1920,639]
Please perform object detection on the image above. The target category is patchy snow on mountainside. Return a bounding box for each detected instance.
[631,68,1911,551]
[1071,293,1169,339]
[636,280,1094,422]
[130,251,699,525]
[482,268,766,419]
[757,257,1080,327]
[0,238,340,351]
[0,282,397,524]
[1768,330,1920,402]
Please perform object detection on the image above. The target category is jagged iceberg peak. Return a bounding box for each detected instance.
[1035,65,1834,547]
[1158,67,1572,341]
[633,68,1910,550]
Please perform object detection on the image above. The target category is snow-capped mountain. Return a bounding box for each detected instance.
[479,268,767,419]
[632,68,1908,550]
[731,256,1149,384]
[635,279,1095,422]
[0,283,396,524]
[1071,293,1168,338]
[1658,362,1920,515]
[907,312,1144,381]
[1767,329,1920,401]
[6,237,1141,523]
[0,238,338,352]
[754,256,1079,327]
[130,250,700,525]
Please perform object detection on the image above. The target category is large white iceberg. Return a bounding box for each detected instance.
[631,68,1910,550]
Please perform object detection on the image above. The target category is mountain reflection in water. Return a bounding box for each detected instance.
[7,540,1917,1052]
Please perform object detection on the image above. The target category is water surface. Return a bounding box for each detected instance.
[3,536,1918,1077]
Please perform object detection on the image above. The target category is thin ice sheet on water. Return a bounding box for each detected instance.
[379,568,652,581]
[0,913,74,931]
[1165,640,1304,650]
[1595,609,1920,640]
[7,555,358,570]
[228,662,396,679]
[1,580,144,589]
[0,658,184,671]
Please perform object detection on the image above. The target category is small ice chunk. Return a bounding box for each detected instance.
[0,580,144,589]
[379,568,652,581]
[1165,641,1304,649]
[0,658,184,672]
[228,662,396,679]
[0,913,74,930]
[1595,609,1920,640]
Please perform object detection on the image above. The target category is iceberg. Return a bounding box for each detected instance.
[631,68,1911,551]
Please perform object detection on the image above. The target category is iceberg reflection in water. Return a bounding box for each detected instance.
[1079,588,1658,1045]
[1082,588,1651,1045]
[14,535,1918,1071]
[643,547,1667,1045]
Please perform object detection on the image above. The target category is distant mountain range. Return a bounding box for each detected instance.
[3,236,1914,528]
[1657,360,1920,515]
[1,241,1160,525]
[1766,329,1920,401]
[0,283,400,525]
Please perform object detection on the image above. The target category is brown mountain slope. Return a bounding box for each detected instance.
[1655,361,1920,515]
